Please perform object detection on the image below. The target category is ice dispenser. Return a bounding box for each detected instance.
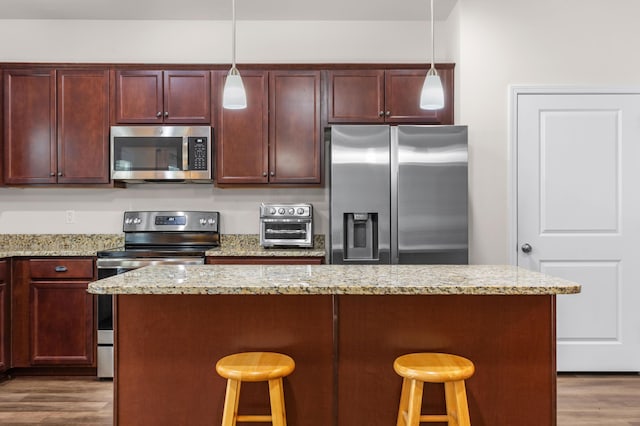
[344,213,378,260]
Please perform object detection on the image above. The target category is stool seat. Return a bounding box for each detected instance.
[216,352,295,382]
[394,353,475,383]
[394,352,475,426]
[215,351,295,426]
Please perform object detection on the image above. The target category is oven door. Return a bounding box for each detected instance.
[95,256,205,378]
[260,218,313,248]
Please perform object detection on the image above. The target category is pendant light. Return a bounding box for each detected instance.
[223,0,247,109]
[420,0,444,110]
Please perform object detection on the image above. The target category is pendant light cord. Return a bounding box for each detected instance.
[231,0,237,68]
[430,0,435,70]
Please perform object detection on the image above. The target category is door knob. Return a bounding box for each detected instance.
[521,243,532,254]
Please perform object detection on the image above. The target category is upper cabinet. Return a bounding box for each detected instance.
[113,70,211,124]
[3,68,110,185]
[326,66,454,125]
[215,70,321,186]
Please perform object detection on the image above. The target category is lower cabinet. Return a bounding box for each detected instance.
[0,259,9,373]
[11,257,95,368]
[206,256,325,265]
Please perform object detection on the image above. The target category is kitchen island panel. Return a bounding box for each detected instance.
[114,294,334,426]
[337,295,556,426]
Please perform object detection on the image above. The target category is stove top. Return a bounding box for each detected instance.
[97,210,220,259]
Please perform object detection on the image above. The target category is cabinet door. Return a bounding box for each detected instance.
[28,258,94,366]
[0,260,8,372]
[385,68,454,124]
[3,69,57,184]
[215,70,269,184]
[30,280,94,365]
[326,70,385,123]
[269,71,321,184]
[164,70,211,124]
[114,70,164,124]
[57,69,110,184]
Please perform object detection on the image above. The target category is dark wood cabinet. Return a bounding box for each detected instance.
[326,66,454,124]
[11,258,95,368]
[0,260,9,373]
[206,256,324,265]
[3,68,110,184]
[215,70,321,185]
[113,70,211,124]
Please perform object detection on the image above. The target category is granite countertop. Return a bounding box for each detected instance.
[0,234,326,258]
[0,234,123,257]
[87,264,581,296]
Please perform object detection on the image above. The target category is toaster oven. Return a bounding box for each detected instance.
[260,203,313,248]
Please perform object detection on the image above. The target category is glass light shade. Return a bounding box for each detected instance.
[420,70,444,110]
[222,69,247,110]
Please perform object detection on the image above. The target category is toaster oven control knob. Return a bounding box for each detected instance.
[208,218,216,225]
[278,208,285,215]
[133,218,141,224]
[199,218,207,225]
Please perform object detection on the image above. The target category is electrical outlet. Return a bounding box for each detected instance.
[65,210,75,224]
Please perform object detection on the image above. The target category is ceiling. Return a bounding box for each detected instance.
[0,0,457,21]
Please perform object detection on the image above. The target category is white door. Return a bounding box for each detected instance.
[515,89,640,371]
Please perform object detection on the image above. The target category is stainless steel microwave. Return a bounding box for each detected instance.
[110,126,212,183]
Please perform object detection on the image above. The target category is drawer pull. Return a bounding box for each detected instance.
[54,266,68,273]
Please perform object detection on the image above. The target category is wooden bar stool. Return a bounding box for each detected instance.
[215,352,295,426]
[394,352,475,426]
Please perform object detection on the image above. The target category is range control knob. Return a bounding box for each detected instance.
[297,208,305,215]
[125,218,132,224]
[133,218,141,224]
[288,208,295,215]
[200,218,207,225]
[270,207,277,215]
[208,218,216,225]
[278,208,285,215]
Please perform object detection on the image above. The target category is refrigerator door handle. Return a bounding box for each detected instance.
[390,126,399,264]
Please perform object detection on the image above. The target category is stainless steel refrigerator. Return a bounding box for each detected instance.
[330,125,468,264]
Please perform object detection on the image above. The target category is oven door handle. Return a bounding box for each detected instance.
[96,257,205,269]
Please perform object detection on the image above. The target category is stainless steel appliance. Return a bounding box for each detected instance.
[110,125,212,183]
[330,125,468,264]
[95,210,220,378]
[260,203,314,248]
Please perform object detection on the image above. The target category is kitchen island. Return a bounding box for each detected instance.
[88,264,580,426]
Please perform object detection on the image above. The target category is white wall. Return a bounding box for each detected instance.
[11,1,640,263]
[458,0,640,263]
[0,18,458,237]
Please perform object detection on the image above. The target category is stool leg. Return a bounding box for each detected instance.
[268,378,287,426]
[406,379,424,426]
[221,379,241,426]
[444,380,471,426]
[396,377,411,426]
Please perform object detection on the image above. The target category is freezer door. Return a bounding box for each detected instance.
[330,125,391,264]
[395,126,468,264]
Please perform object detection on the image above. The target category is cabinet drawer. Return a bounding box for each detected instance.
[29,258,94,279]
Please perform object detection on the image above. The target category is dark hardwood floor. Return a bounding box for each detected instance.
[0,374,638,424]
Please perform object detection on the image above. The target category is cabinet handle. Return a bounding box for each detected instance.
[156,112,162,117]
[379,111,385,117]
[164,111,169,117]
[263,172,267,177]
[270,171,275,176]
[54,266,68,273]
[57,172,62,176]
[49,172,55,177]
[385,111,391,117]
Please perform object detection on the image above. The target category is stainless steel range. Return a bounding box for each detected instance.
[95,210,220,378]
[260,203,313,248]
